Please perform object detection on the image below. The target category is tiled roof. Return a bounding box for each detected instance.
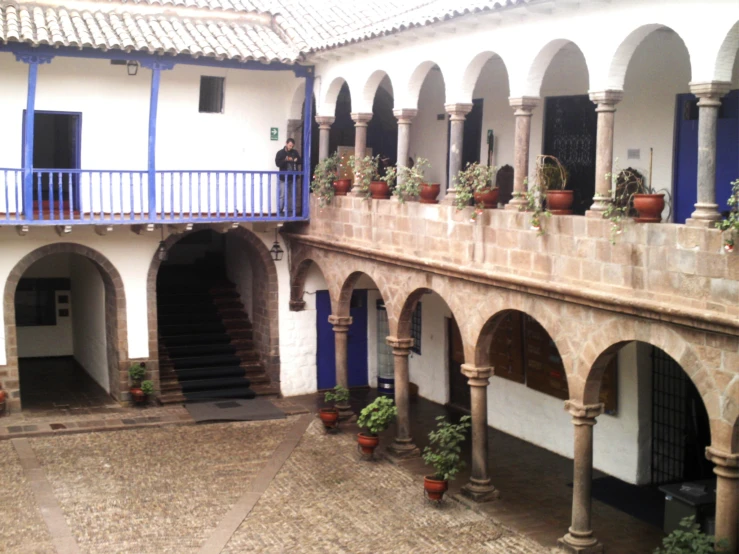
[0,0,526,64]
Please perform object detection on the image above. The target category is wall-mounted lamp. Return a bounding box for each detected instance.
[127,60,139,76]
[157,226,168,261]
[269,229,284,262]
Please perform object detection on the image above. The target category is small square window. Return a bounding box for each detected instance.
[199,76,224,114]
[411,302,422,355]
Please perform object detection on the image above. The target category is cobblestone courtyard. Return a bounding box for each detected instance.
[2,415,551,554]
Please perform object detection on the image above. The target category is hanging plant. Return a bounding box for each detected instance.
[392,158,431,203]
[715,177,739,253]
[310,152,340,207]
[348,155,380,200]
[454,162,498,215]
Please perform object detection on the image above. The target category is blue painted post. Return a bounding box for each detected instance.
[302,70,314,219]
[16,54,53,220]
[142,60,175,221]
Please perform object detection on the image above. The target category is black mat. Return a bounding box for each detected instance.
[568,477,664,528]
[186,398,285,423]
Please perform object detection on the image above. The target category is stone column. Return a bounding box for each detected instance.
[687,82,731,226]
[350,112,373,196]
[393,109,417,186]
[386,337,419,458]
[460,364,499,502]
[441,103,473,205]
[506,97,539,211]
[328,315,353,420]
[559,401,604,554]
[315,116,334,162]
[587,90,623,217]
[706,447,739,553]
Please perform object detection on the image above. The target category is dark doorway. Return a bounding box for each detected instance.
[543,95,597,215]
[24,111,81,209]
[651,347,712,485]
[447,317,470,412]
[328,84,355,155]
[367,85,398,167]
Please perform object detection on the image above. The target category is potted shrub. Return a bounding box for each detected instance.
[0,387,6,415]
[537,155,572,214]
[715,177,738,253]
[348,155,386,199]
[310,152,344,207]
[391,158,435,204]
[654,516,728,553]
[422,415,471,502]
[320,385,349,430]
[356,396,397,458]
[141,380,154,404]
[129,362,147,405]
[454,162,498,216]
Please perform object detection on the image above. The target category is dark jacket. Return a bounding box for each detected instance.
[275,147,301,171]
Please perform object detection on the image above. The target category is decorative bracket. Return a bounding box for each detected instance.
[14,54,54,65]
[140,59,176,71]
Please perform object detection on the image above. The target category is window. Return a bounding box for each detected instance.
[199,76,225,113]
[411,302,422,354]
[15,278,70,327]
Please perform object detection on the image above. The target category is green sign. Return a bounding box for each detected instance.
[270,127,279,141]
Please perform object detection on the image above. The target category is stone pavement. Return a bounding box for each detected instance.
[0,410,554,554]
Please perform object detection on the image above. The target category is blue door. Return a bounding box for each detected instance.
[316,289,368,390]
[673,90,739,224]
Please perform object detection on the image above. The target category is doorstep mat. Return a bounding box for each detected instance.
[185,398,286,423]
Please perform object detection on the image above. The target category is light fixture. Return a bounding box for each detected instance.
[127,60,139,76]
[269,228,284,262]
[157,226,168,262]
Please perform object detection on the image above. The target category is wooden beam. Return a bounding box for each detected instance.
[54,225,72,236]
[131,223,155,235]
[15,225,28,236]
[94,225,114,236]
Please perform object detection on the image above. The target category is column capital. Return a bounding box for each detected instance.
[386,336,414,351]
[444,103,473,120]
[509,96,540,113]
[461,364,492,383]
[328,315,352,332]
[706,447,739,476]
[315,115,335,128]
[589,90,623,108]
[351,112,373,126]
[564,400,604,424]
[689,81,731,102]
[393,108,418,123]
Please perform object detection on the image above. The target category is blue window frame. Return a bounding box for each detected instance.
[411,302,422,355]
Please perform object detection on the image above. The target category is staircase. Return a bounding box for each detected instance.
[156,258,278,404]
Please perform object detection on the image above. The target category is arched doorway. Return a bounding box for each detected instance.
[149,227,279,403]
[4,244,127,410]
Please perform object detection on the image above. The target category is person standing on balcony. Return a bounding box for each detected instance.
[275,138,301,214]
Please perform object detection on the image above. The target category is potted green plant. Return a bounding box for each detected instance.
[654,516,728,553]
[141,380,154,404]
[356,396,397,457]
[348,155,385,199]
[537,155,571,214]
[128,362,147,405]
[422,415,471,501]
[715,177,739,253]
[310,152,344,207]
[454,162,498,215]
[320,385,349,430]
[391,158,435,204]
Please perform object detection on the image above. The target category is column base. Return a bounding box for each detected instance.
[584,209,606,219]
[505,195,527,211]
[558,532,603,554]
[441,188,457,206]
[386,439,420,459]
[461,478,500,503]
[687,203,721,226]
[348,187,364,198]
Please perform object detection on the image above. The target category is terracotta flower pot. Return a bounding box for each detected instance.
[424,476,449,501]
[473,188,499,209]
[357,433,380,456]
[318,408,339,430]
[546,190,574,215]
[369,181,391,200]
[419,183,440,204]
[130,388,146,405]
[633,193,665,223]
[0,390,6,403]
[333,179,352,196]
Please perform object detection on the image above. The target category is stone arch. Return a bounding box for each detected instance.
[606,24,690,91]
[289,257,329,311]
[404,60,445,109]
[714,20,739,83]
[2,243,128,408]
[525,39,590,97]
[336,270,398,335]
[146,226,281,382]
[397,286,460,340]
[320,76,351,118]
[288,81,307,121]
[358,69,394,114]
[458,51,510,104]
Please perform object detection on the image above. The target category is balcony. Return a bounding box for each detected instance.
[0,168,307,225]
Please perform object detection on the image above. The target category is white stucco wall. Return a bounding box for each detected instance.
[15,253,73,358]
[70,255,109,391]
[409,69,448,192]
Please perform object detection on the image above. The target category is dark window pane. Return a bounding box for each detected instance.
[199,76,225,114]
[15,278,68,327]
[411,302,422,354]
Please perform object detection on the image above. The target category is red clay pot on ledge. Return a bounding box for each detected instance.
[424,476,449,501]
[419,183,440,204]
[546,190,574,215]
[333,179,352,196]
[357,433,380,456]
[369,181,391,200]
[633,193,665,223]
[473,188,499,209]
[318,408,339,430]
[130,388,146,405]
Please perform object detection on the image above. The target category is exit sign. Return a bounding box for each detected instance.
[270,127,279,141]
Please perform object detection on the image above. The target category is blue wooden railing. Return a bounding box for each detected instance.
[0,168,308,224]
